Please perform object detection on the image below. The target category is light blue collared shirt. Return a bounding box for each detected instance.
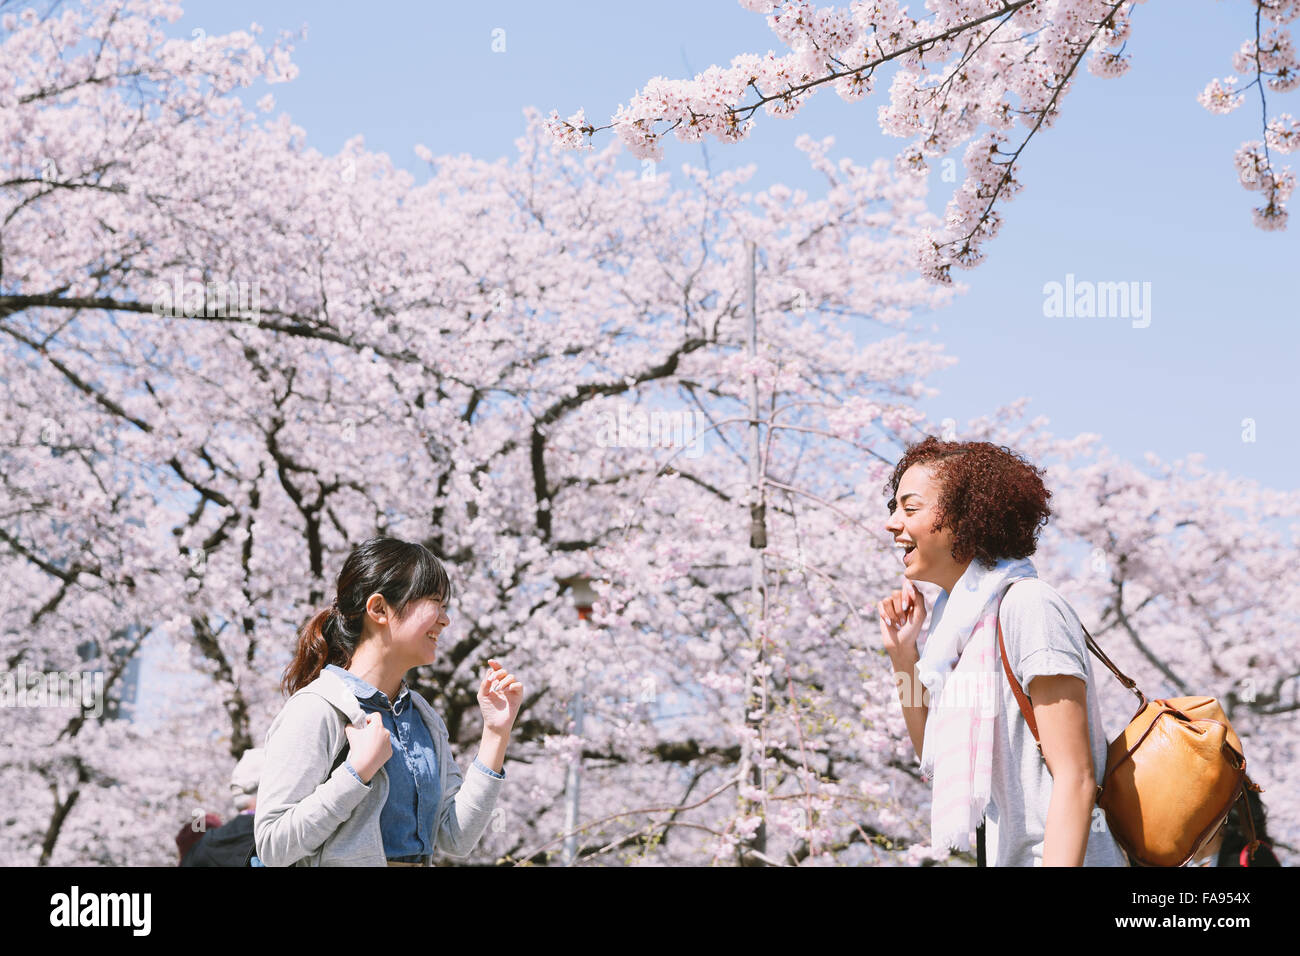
[324,665,503,860]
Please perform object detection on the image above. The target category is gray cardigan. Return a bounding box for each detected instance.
[254,668,504,866]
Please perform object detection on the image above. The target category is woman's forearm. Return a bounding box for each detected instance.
[890,648,928,762]
[438,734,508,858]
[1041,778,1094,866]
[475,727,510,773]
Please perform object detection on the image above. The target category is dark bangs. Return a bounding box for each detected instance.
[396,542,453,612]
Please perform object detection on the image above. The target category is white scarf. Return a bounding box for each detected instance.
[915,555,1037,853]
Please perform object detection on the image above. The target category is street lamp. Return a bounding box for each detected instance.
[562,574,597,621]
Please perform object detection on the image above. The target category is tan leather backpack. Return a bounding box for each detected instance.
[994,579,1263,867]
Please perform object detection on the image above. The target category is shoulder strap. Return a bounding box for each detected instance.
[994,579,1047,752]
[1076,617,1147,709]
[995,600,1044,759]
[995,580,1264,854]
[290,670,364,779]
[995,580,1139,804]
[995,579,1149,747]
[330,736,351,776]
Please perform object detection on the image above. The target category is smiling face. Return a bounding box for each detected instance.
[365,592,451,671]
[884,463,972,593]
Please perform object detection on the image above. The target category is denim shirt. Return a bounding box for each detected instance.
[323,665,504,860]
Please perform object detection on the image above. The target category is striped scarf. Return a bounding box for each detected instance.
[915,556,1037,853]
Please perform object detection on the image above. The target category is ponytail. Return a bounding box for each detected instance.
[280,536,453,697]
[281,605,356,697]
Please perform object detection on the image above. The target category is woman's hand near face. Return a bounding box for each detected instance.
[878,579,927,659]
[478,658,523,735]
[880,580,931,759]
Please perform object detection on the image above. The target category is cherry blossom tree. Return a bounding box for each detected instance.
[2,0,1294,867]
[548,0,1300,282]
[0,0,963,865]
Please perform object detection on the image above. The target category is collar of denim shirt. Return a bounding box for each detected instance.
[324,663,411,715]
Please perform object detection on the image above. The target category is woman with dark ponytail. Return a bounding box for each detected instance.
[254,536,523,867]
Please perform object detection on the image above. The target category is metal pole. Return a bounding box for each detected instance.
[562,673,584,866]
[562,590,594,865]
[742,240,768,861]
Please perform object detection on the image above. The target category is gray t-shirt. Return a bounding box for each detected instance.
[984,578,1130,867]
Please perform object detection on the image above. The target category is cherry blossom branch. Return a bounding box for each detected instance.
[549,0,1040,143]
[937,2,1127,273]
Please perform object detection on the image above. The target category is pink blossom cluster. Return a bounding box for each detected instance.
[552,1,1298,281]
[1201,3,1300,229]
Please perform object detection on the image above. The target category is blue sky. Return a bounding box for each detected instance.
[174,0,1299,491]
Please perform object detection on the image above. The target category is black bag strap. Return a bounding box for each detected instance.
[330,738,351,777]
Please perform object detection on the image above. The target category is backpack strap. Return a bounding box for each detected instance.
[996,579,1147,710]
[993,579,1260,827]
[995,580,1045,760]
[330,737,352,777]
[984,578,1145,861]
[996,619,1044,759]
[246,709,355,867]
[1077,619,1148,712]
[994,579,1098,803]
[978,580,1043,865]
[291,670,365,780]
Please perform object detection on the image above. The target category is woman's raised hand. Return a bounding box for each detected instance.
[343,712,392,784]
[878,579,927,658]
[477,658,523,735]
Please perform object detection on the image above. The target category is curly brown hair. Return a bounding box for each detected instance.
[884,436,1052,567]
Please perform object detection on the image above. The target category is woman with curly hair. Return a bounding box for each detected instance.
[878,436,1127,867]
